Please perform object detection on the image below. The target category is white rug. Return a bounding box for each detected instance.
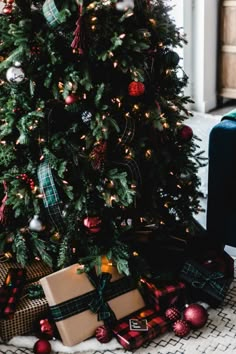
[2,280,236,354]
[1,111,232,354]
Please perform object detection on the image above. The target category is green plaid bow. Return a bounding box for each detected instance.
[88,272,116,322]
[182,261,225,295]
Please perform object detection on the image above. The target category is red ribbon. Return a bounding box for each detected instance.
[71,4,84,54]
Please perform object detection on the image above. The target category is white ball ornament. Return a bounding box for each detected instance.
[29,215,45,232]
[6,62,25,83]
[116,0,134,11]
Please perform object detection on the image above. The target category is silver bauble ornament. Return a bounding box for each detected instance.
[6,62,25,83]
[29,215,45,232]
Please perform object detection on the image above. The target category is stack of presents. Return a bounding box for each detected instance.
[1,110,236,350]
[0,236,234,350]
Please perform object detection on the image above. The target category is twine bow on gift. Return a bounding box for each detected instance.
[88,272,116,323]
[191,271,224,292]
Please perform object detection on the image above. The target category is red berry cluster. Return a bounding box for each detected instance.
[16,174,35,190]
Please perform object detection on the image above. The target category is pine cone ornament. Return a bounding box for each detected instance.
[173,319,190,337]
[95,325,113,343]
[90,141,107,170]
[128,81,145,96]
[165,306,181,322]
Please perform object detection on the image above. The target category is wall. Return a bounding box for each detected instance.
[172,0,220,113]
[189,0,220,112]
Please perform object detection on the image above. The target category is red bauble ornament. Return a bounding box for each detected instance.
[183,303,208,329]
[165,306,181,322]
[83,216,102,233]
[2,5,13,14]
[65,94,78,105]
[39,318,54,339]
[34,316,58,340]
[33,339,51,354]
[128,81,145,96]
[95,325,113,343]
[173,319,190,337]
[179,125,193,142]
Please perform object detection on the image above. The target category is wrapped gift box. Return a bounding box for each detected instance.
[179,259,232,308]
[0,260,52,286]
[141,279,186,313]
[40,263,146,346]
[0,288,48,342]
[112,307,170,350]
[197,250,234,280]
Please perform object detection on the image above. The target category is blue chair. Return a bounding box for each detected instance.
[207,110,236,247]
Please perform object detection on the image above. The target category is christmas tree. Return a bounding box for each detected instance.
[0,0,203,273]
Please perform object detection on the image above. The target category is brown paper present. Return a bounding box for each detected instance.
[0,260,52,286]
[0,291,48,342]
[40,263,146,346]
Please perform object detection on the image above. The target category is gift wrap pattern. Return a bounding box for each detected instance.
[0,293,48,342]
[40,263,146,346]
[180,259,232,308]
[112,307,170,350]
[0,260,52,286]
[142,280,186,312]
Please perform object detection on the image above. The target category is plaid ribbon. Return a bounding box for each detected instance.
[42,0,60,28]
[87,272,116,322]
[37,161,64,231]
[180,260,232,306]
[181,261,224,294]
[112,307,170,350]
[192,272,224,291]
[50,273,136,323]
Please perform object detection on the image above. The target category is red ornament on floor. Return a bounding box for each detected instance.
[183,303,208,329]
[95,325,113,343]
[165,306,181,322]
[128,81,145,96]
[33,339,51,354]
[173,319,190,337]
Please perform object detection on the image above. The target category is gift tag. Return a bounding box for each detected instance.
[129,319,148,331]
